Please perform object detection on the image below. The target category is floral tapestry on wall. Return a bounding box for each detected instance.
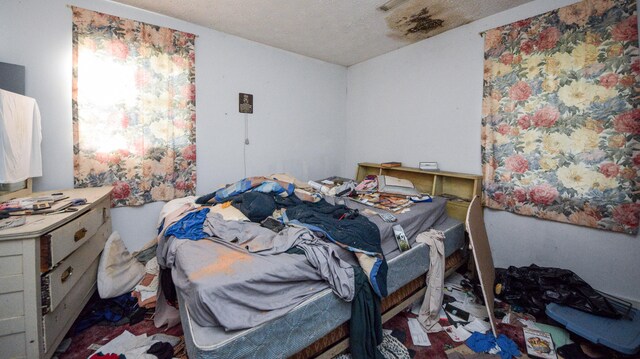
[481,0,639,234]
[72,7,196,206]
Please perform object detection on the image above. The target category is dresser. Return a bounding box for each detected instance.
[0,187,112,358]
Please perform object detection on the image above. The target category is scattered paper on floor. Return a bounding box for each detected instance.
[463,318,491,333]
[444,273,466,287]
[444,325,472,342]
[460,302,489,319]
[407,318,431,346]
[87,330,180,359]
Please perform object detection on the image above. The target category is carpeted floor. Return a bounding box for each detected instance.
[60,311,467,358]
[381,311,533,359]
[58,314,183,359]
[67,310,628,359]
[55,289,629,358]
[59,308,527,358]
[62,315,456,359]
[382,312,461,359]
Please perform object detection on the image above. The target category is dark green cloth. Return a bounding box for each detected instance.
[350,266,383,359]
[285,246,305,255]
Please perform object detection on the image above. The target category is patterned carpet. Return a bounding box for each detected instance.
[382,312,463,359]
[59,303,527,358]
[60,312,463,359]
[58,314,184,359]
[382,311,534,359]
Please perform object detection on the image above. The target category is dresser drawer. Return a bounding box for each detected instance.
[40,197,110,273]
[42,256,99,355]
[41,219,110,314]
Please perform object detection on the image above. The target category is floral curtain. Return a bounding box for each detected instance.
[72,7,196,207]
[481,0,639,234]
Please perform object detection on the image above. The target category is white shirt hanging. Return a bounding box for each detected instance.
[0,89,42,183]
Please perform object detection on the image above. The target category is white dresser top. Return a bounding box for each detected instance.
[0,187,112,241]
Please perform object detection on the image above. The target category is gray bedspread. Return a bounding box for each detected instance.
[344,196,448,259]
[180,217,466,359]
[159,197,448,331]
[163,236,334,330]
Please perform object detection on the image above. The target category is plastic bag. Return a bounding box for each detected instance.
[495,264,620,319]
[97,232,145,298]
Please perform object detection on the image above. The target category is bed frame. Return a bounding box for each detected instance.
[289,163,482,358]
[175,164,481,358]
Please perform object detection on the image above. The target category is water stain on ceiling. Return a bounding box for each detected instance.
[386,0,470,42]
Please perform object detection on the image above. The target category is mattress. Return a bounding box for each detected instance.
[179,215,465,359]
[170,197,448,330]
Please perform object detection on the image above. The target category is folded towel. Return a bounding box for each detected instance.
[0,89,42,182]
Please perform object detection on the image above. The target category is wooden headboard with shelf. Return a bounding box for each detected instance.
[356,162,482,222]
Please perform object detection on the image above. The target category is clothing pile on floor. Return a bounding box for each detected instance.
[96,230,160,309]
[87,330,179,359]
[400,266,638,359]
[493,264,640,358]
[494,265,621,319]
[391,269,562,359]
[131,257,159,309]
[61,225,172,357]
[73,294,146,334]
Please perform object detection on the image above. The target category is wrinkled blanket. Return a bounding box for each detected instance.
[157,195,449,330]
[161,236,337,329]
[158,210,356,330]
[283,198,388,297]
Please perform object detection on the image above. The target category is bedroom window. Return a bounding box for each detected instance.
[72,7,196,206]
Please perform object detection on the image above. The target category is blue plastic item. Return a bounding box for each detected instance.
[546,303,640,355]
[410,195,432,203]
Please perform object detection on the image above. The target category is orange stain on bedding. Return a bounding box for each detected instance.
[189,250,253,281]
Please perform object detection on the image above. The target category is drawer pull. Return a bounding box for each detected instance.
[74,228,88,242]
[61,266,74,283]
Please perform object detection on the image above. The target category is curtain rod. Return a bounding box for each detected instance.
[66,4,200,38]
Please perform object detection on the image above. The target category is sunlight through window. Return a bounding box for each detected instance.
[77,47,137,153]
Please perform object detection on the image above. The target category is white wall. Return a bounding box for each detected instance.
[345,0,640,302]
[0,0,347,250]
[2,0,638,302]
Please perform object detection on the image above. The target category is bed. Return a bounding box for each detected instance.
[161,164,482,358]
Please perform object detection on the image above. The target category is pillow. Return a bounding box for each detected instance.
[97,232,145,299]
[209,203,250,221]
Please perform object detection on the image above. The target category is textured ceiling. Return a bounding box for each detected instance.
[112,0,533,66]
